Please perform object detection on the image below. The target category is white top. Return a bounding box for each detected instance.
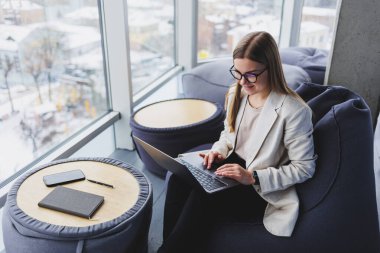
[235,100,262,161]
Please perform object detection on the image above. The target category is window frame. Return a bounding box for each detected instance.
[0,0,121,203]
[280,0,305,48]
[0,0,335,206]
[194,0,307,63]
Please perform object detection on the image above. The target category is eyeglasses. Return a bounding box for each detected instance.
[229,65,267,83]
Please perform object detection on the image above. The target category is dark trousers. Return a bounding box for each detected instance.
[159,153,267,253]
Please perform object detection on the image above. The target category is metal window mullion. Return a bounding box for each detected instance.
[279,0,294,48]
[279,0,304,48]
[290,0,304,47]
[102,0,134,150]
[97,0,112,111]
[175,0,198,70]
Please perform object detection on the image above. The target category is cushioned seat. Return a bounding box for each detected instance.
[181,58,310,107]
[279,47,328,84]
[164,83,380,253]
[374,113,380,229]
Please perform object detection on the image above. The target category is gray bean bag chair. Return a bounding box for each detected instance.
[181,58,311,107]
[374,113,380,230]
[164,83,380,253]
[279,47,328,85]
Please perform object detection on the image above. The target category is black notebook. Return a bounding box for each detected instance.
[38,186,104,219]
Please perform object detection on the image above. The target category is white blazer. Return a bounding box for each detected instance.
[211,88,317,237]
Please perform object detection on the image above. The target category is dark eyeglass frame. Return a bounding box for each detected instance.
[229,65,267,83]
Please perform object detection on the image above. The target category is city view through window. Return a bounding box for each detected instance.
[0,0,338,185]
[198,0,284,61]
[127,0,175,94]
[299,0,338,50]
[198,0,338,60]
[0,0,108,184]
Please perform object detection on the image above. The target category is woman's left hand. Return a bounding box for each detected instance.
[215,164,255,185]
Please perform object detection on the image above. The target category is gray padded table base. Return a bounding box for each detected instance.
[130,99,224,178]
[2,157,153,253]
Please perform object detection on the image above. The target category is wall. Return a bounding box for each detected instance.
[326,0,380,123]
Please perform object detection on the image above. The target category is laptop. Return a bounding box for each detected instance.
[133,136,240,194]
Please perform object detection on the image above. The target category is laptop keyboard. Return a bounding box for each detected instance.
[180,159,227,191]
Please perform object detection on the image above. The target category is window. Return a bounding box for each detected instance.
[298,0,339,50]
[197,0,284,61]
[127,0,176,94]
[0,0,109,185]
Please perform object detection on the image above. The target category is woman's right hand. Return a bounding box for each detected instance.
[199,151,225,169]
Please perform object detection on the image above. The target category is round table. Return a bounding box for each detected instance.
[130,98,225,177]
[2,157,152,253]
[133,99,218,128]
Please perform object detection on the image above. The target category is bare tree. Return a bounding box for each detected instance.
[41,33,63,101]
[44,40,54,101]
[23,27,64,103]
[20,119,40,154]
[23,48,44,104]
[1,55,16,113]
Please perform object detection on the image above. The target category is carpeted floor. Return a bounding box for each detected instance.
[110,149,166,253]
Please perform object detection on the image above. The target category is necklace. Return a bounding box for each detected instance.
[248,96,264,109]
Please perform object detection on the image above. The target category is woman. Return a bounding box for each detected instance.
[159,31,317,252]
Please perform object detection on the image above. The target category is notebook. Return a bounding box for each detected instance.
[38,186,104,219]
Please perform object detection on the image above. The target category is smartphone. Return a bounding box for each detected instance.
[43,169,86,187]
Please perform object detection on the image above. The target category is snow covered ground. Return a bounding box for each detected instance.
[0,83,107,184]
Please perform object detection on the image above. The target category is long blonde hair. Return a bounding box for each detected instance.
[227,31,301,132]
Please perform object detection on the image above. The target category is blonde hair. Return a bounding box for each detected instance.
[227,31,302,132]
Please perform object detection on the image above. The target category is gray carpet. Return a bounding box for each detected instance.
[109,149,166,253]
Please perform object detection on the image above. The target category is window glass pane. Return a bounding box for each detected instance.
[298,0,338,50]
[198,0,284,61]
[0,0,108,184]
[127,0,175,94]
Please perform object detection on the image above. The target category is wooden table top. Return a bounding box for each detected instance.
[17,160,140,227]
[134,99,217,128]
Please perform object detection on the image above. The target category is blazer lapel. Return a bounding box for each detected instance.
[246,91,287,168]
